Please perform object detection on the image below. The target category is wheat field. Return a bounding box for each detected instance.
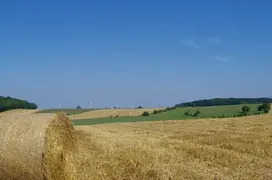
[75,114,272,180]
[1,109,271,179]
[0,109,37,117]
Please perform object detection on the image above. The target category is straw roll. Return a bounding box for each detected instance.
[0,112,77,180]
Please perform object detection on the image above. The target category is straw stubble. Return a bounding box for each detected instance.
[0,112,77,180]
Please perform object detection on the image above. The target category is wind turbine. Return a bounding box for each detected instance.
[89,100,92,109]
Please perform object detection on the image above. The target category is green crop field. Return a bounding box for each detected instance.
[36,108,98,116]
[72,104,262,126]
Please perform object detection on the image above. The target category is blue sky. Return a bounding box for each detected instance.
[1,0,271,109]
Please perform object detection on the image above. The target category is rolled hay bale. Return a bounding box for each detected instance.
[0,112,77,180]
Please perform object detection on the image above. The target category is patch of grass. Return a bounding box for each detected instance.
[36,109,98,116]
[73,104,263,126]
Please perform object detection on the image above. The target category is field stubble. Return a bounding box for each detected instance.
[75,114,272,180]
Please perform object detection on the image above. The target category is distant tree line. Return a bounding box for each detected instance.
[174,98,272,108]
[0,96,37,112]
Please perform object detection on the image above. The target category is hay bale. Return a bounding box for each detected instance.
[0,112,77,180]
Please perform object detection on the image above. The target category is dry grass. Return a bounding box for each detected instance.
[0,112,77,180]
[0,109,38,116]
[70,108,162,120]
[2,109,271,179]
[75,114,272,180]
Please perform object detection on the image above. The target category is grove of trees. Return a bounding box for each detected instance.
[258,103,271,113]
[142,111,150,116]
[0,96,37,112]
[175,98,272,108]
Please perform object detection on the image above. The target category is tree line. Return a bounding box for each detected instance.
[174,98,272,107]
[0,96,37,112]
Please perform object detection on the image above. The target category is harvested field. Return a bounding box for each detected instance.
[0,109,38,117]
[1,110,271,179]
[0,112,77,180]
[36,108,97,116]
[70,108,162,120]
[75,114,272,180]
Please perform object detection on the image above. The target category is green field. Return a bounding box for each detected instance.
[72,104,262,126]
[36,108,98,116]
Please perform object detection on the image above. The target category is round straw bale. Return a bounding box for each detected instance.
[0,112,77,180]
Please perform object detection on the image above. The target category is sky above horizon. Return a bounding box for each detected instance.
[1,0,272,109]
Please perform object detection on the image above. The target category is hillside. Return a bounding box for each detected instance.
[70,108,163,120]
[0,96,37,112]
[175,97,272,107]
[73,104,262,126]
[36,108,96,116]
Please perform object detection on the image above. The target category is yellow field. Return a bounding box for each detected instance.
[75,114,272,180]
[1,109,272,179]
[70,108,162,120]
[0,109,38,117]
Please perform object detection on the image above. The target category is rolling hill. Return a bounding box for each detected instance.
[72,104,263,126]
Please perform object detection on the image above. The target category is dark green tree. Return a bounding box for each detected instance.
[193,110,201,117]
[142,111,150,116]
[153,110,158,114]
[242,105,251,113]
[158,110,163,113]
[257,105,263,111]
[257,103,270,113]
[264,108,270,114]
[184,111,190,116]
[263,103,271,113]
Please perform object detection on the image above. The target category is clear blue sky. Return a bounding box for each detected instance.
[1,0,271,109]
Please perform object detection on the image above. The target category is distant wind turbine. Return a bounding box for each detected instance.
[89,100,92,109]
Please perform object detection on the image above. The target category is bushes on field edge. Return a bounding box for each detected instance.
[142,111,150,116]
[153,106,176,115]
[242,105,251,113]
[258,103,271,114]
[184,110,201,117]
[211,104,268,119]
[151,103,269,119]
